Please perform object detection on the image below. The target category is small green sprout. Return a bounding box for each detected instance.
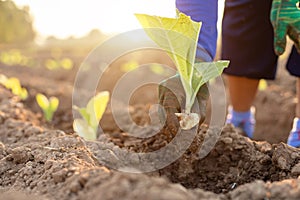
[45,58,73,70]
[0,75,28,100]
[258,79,268,91]
[36,93,59,122]
[73,91,109,141]
[60,58,73,70]
[45,59,60,70]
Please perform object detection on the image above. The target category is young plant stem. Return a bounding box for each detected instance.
[45,110,52,122]
[184,91,193,114]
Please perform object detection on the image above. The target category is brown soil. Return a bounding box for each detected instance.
[1,50,300,199]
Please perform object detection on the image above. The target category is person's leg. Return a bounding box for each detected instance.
[225,75,258,138]
[226,75,259,112]
[287,78,300,147]
[296,78,300,118]
[221,0,276,138]
[287,46,300,147]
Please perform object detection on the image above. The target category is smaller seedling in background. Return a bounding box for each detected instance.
[150,63,166,75]
[0,74,28,100]
[45,58,73,71]
[36,93,59,122]
[120,60,139,72]
[73,91,109,141]
[258,79,268,91]
[45,59,60,70]
[0,50,33,67]
[60,58,73,70]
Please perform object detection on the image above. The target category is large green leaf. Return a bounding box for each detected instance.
[193,61,229,90]
[135,13,201,84]
[191,61,229,104]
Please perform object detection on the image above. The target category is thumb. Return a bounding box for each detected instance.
[273,21,288,55]
[287,26,300,53]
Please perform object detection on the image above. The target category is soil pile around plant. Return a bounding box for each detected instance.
[1,86,300,200]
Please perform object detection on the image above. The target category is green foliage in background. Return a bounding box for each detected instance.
[45,58,73,70]
[0,0,35,44]
[0,74,28,100]
[0,49,34,66]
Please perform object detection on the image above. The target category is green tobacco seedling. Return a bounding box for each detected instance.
[36,93,59,122]
[73,91,109,140]
[0,75,28,100]
[136,12,229,130]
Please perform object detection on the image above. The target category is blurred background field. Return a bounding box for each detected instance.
[0,0,180,133]
[0,0,296,144]
[0,0,179,70]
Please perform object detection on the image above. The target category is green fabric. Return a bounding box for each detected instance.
[270,0,300,55]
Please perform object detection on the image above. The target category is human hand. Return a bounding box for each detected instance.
[158,74,209,131]
[270,0,300,55]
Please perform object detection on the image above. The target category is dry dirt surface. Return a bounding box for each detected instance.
[1,84,300,200]
[1,49,300,200]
